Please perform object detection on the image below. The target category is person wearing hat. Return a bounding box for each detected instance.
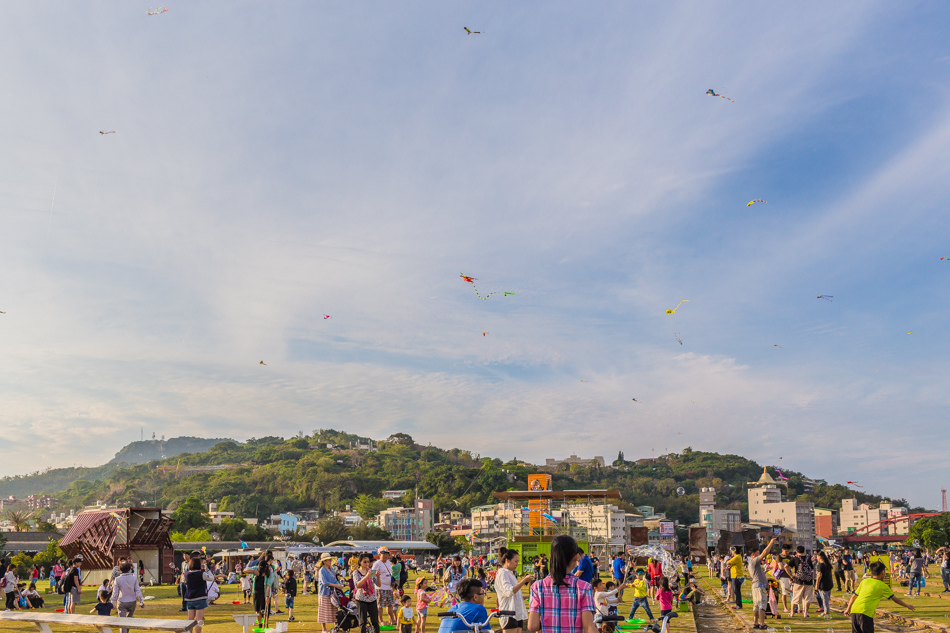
[373,547,397,626]
[318,552,345,632]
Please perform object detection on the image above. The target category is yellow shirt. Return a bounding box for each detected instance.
[398,606,415,625]
[728,555,744,579]
[632,578,648,598]
[850,579,893,618]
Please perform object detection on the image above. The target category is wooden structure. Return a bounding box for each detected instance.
[0,611,196,632]
[59,507,174,585]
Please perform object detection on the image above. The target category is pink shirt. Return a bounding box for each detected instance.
[656,589,673,611]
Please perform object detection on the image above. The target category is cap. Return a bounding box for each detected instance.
[378,546,390,554]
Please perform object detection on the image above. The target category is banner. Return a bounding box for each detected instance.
[689,526,708,563]
[659,521,675,536]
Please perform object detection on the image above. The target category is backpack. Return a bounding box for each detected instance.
[0,576,6,589]
[793,556,814,583]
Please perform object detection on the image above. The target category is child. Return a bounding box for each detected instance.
[90,592,114,616]
[283,569,297,622]
[627,569,656,622]
[398,594,414,633]
[844,561,915,633]
[414,577,432,633]
[593,578,627,633]
[656,577,675,621]
[241,569,253,604]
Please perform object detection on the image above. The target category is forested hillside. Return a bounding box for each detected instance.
[3,429,921,526]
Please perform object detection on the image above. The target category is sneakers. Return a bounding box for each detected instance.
[289,616,296,622]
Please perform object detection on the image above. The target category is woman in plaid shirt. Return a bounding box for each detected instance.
[527,536,598,633]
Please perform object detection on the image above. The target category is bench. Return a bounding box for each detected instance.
[0,611,197,633]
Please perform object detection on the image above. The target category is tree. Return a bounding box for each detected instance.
[425,531,462,555]
[354,495,389,521]
[3,509,34,532]
[35,520,58,533]
[349,524,392,540]
[214,518,250,542]
[387,433,415,447]
[313,516,349,545]
[11,552,33,577]
[170,527,213,542]
[32,539,64,569]
[617,451,624,463]
[907,514,950,550]
[170,497,211,532]
[242,523,272,542]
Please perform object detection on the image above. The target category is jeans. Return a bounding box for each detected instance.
[733,578,744,609]
[628,597,654,620]
[358,599,380,633]
[941,567,950,591]
[834,571,844,592]
[909,573,922,594]
[818,590,830,614]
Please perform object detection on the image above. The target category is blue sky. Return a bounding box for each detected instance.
[1,2,949,508]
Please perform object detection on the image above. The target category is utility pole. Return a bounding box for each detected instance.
[942,489,947,513]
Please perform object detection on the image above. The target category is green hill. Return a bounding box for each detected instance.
[109,436,234,466]
[4,430,923,527]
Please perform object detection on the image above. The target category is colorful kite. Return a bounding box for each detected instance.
[747,199,767,207]
[147,7,169,16]
[99,131,115,135]
[259,361,266,365]
[0,311,5,314]
[706,89,734,102]
[460,273,515,300]
[941,257,947,260]
[817,295,833,302]
[847,481,864,488]
[482,331,488,337]
[665,300,688,315]
[542,513,558,524]
[323,314,331,319]
[463,27,481,34]
[907,331,918,335]
[775,469,789,481]
[773,344,783,348]
[674,333,683,345]
[240,541,248,549]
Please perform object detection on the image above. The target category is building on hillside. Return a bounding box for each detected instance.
[698,487,743,546]
[377,499,434,541]
[208,502,236,524]
[814,508,839,539]
[626,514,644,528]
[335,510,363,528]
[560,503,628,549]
[747,472,815,551]
[58,507,174,585]
[840,499,911,536]
[383,490,409,500]
[25,495,58,511]
[637,505,656,518]
[544,455,606,469]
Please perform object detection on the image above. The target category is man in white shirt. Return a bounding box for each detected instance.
[372,547,396,626]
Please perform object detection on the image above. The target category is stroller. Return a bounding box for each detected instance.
[331,587,361,633]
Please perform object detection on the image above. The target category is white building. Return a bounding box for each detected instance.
[562,503,628,547]
[377,499,434,541]
[840,499,911,536]
[545,455,606,469]
[471,503,524,536]
[748,478,816,550]
[383,490,409,500]
[699,487,742,545]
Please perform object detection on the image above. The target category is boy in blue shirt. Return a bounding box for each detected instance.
[437,579,491,633]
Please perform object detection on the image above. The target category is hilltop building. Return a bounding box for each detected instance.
[544,455,606,469]
[747,468,816,550]
[377,499,434,541]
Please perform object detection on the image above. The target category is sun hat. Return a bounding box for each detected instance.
[319,553,334,563]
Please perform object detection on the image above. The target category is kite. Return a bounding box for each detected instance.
[847,481,864,488]
[580,379,588,382]
[463,27,481,34]
[99,131,115,135]
[747,199,767,207]
[907,331,918,335]
[941,257,948,260]
[201,546,207,554]
[0,311,5,314]
[706,89,734,102]
[240,541,248,549]
[541,513,558,524]
[773,344,783,348]
[460,273,515,300]
[775,469,789,481]
[146,7,169,16]
[482,331,488,337]
[631,398,640,403]
[259,361,266,365]
[323,314,331,319]
[665,300,688,315]
[817,295,833,302]
[674,333,683,345]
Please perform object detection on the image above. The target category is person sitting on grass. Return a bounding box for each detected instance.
[90,591,114,616]
[844,561,915,633]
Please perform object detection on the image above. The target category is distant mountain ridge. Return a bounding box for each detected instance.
[109,437,234,466]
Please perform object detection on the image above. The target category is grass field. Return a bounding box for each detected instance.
[0,570,701,633]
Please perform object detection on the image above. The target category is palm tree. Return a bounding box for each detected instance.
[3,509,34,532]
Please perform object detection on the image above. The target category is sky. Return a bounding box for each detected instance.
[1,2,949,509]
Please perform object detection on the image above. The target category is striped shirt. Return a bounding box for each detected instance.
[529,575,594,633]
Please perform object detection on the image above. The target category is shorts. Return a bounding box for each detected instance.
[791,583,814,608]
[845,570,857,583]
[851,613,875,633]
[67,588,81,605]
[751,586,767,610]
[502,617,525,630]
[779,578,792,596]
[185,599,208,611]
[418,608,428,618]
[285,596,295,609]
[402,625,413,633]
[378,589,396,607]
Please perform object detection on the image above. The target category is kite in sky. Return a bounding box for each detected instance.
[323,315,331,319]
[907,331,918,335]
[941,257,947,260]
[674,333,683,345]
[482,331,488,337]
[747,199,767,207]
[665,300,688,315]
[773,344,783,348]
[775,469,789,481]
[706,89,734,102]
[0,311,5,314]
[542,513,558,524]
[817,295,833,302]
[460,273,515,300]
[847,481,864,488]
[147,7,169,16]
[240,541,248,549]
[580,380,588,382]
[259,361,266,365]
[631,398,640,403]
[463,27,481,34]
[99,131,115,135]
